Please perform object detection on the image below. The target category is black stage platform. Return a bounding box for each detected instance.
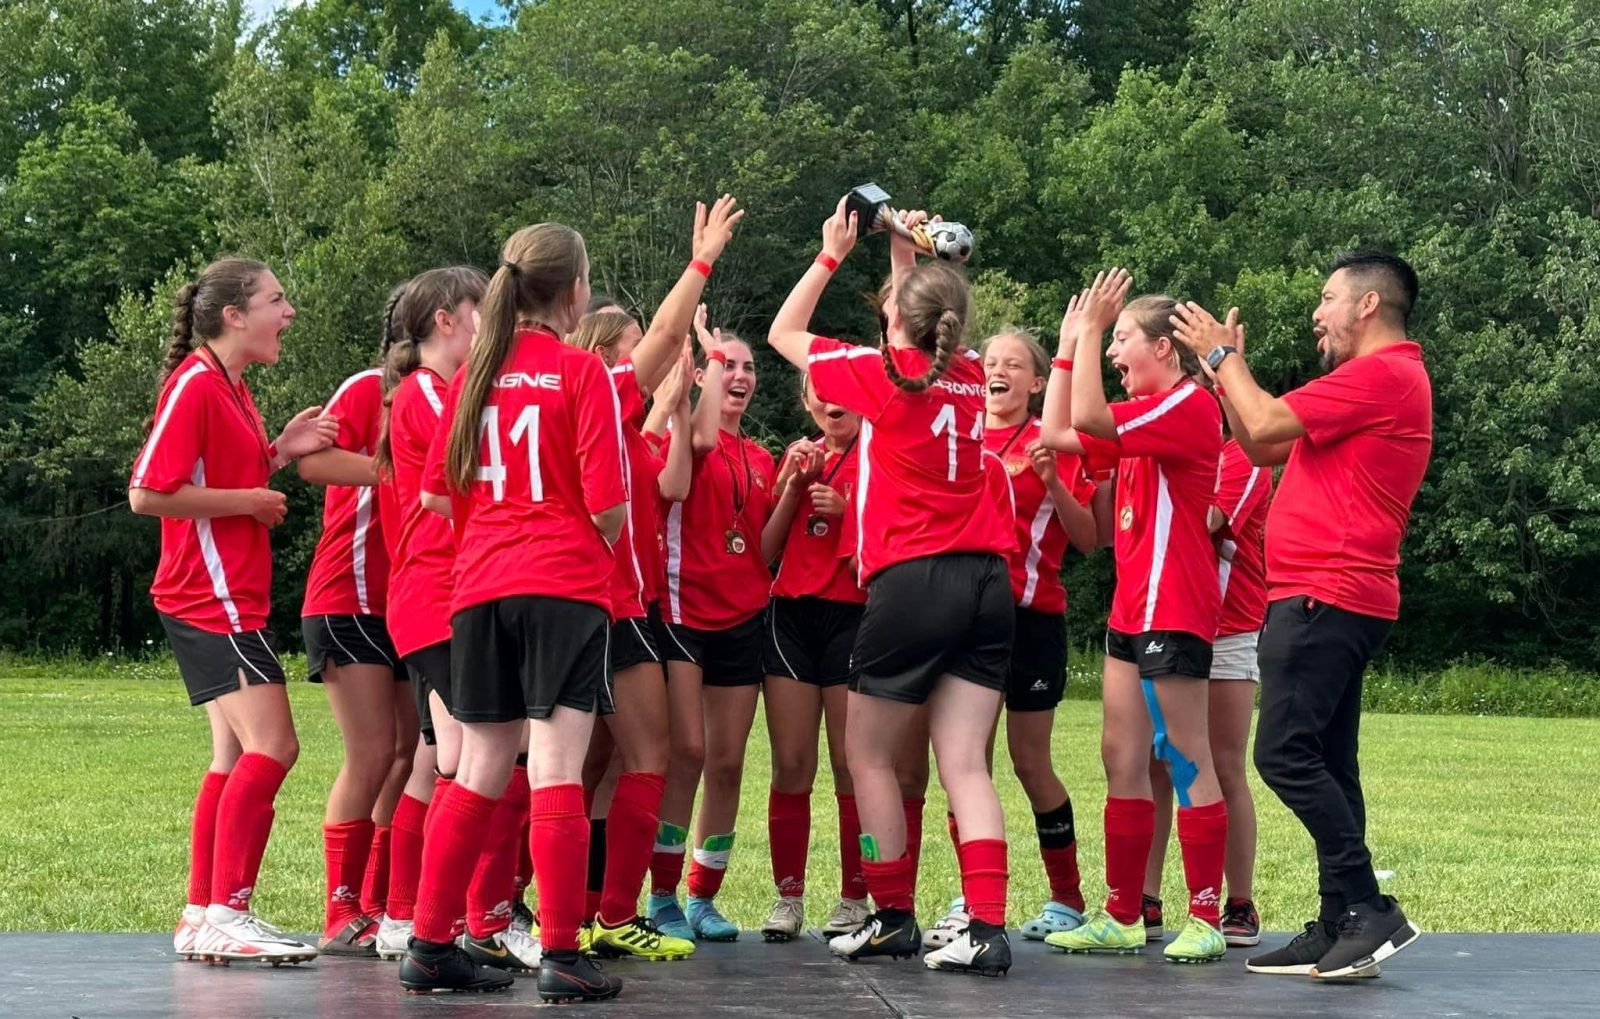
[4,930,1594,1017]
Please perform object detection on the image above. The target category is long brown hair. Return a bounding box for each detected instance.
[1122,294,1203,381]
[160,257,270,387]
[881,261,969,392]
[566,310,635,367]
[374,266,488,475]
[444,223,587,492]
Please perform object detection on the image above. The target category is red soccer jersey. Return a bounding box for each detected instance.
[606,362,660,621]
[130,351,273,634]
[806,337,1012,582]
[381,367,457,658]
[1079,379,1223,639]
[1269,342,1432,620]
[771,438,866,604]
[302,369,390,618]
[661,429,776,629]
[984,418,1096,615]
[434,328,626,617]
[1214,438,1272,637]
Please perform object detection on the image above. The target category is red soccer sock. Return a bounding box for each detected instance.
[649,823,688,898]
[412,782,497,944]
[768,788,811,898]
[1177,799,1229,927]
[902,797,925,901]
[386,793,428,922]
[945,810,964,870]
[686,833,735,900]
[960,838,1008,926]
[1104,797,1156,926]
[321,818,375,935]
[423,776,454,841]
[1040,843,1085,913]
[466,767,528,938]
[836,793,867,901]
[186,770,228,907]
[599,772,665,926]
[211,753,289,912]
[361,825,392,918]
[516,813,533,895]
[861,853,914,913]
[531,784,589,951]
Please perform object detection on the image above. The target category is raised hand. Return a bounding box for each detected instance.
[277,405,338,460]
[822,195,859,262]
[1080,268,1133,333]
[1170,302,1240,359]
[692,194,745,266]
[692,303,722,357]
[1058,288,1091,354]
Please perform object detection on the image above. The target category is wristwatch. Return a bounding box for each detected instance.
[1206,345,1236,371]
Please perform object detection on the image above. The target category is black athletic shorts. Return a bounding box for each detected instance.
[302,613,399,682]
[405,640,453,746]
[650,603,765,688]
[611,615,662,675]
[1007,607,1068,712]
[451,596,613,721]
[764,596,864,688]
[1105,628,1213,680]
[160,614,287,707]
[851,553,1013,705]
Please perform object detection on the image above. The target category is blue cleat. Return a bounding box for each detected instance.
[686,897,739,942]
[647,894,694,942]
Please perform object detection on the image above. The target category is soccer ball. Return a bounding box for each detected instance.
[924,221,974,263]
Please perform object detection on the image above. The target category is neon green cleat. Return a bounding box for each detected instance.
[1044,909,1145,954]
[1163,915,1227,964]
[589,915,695,961]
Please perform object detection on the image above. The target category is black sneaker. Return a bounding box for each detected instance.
[537,950,623,1004]
[399,939,516,994]
[1221,898,1261,947]
[923,918,1011,977]
[826,908,922,961]
[1246,920,1357,976]
[462,931,537,971]
[1313,897,1421,979]
[1142,895,1165,942]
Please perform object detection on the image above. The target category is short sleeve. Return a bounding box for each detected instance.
[327,373,383,454]
[1214,444,1268,528]
[1282,356,1395,446]
[421,375,462,496]
[610,362,647,431]
[1078,432,1121,475]
[806,336,898,421]
[573,354,628,515]
[130,367,210,493]
[1111,384,1219,465]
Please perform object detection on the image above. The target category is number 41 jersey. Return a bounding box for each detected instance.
[425,327,627,619]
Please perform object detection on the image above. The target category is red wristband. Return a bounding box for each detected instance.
[267,441,281,465]
[688,259,712,279]
[708,350,727,366]
[814,252,840,273]
[1052,357,1074,372]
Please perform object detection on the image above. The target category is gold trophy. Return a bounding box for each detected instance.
[846,183,974,263]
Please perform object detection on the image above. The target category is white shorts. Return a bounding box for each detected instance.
[1210,631,1260,682]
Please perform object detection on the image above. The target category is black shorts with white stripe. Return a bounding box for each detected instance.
[404,640,453,746]
[302,613,399,682]
[450,596,614,721]
[1006,606,1067,712]
[610,616,662,675]
[160,613,287,707]
[648,602,765,688]
[763,596,863,687]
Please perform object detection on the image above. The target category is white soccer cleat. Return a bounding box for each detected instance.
[922,897,969,950]
[173,905,206,960]
[821,897,871,938]
[761,896,806,942]
[196,905,318,966]
[923,920,1012,976]
[375,915,412,960]
[499,923,542,969]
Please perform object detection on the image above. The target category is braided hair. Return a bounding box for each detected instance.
[879,261,970,392]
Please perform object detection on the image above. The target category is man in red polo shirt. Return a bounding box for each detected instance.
[1170,252,1431,981]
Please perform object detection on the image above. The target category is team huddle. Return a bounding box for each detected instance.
[128,192,1432,1003]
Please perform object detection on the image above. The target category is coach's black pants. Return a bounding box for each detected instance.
[1253,596,1391,921]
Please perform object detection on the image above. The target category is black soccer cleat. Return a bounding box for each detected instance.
[1142,894,1165,942]
[1312,896,1420,979]
[537,950,624,1004]
[923,918,1011,977]
[398,939,516,994]
[826,908,922,961]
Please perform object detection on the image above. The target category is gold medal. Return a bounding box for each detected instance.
[725,528,747,555]
[806,514,830,537]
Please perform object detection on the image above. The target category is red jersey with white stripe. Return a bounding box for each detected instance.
[435,328,626,617]
[607,361,659,620]
[661,429,776,629]
[1080,380,1222,639]
[771,438,866,604]
[1214,438,1272,637]
[806,337,1012,582]
[130,351,273,634]
[379,367,456,658]
[983,418,1096,615]
[302,369,389,617]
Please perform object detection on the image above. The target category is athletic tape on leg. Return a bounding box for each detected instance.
[1141,678,1198,808]
[692,832,735,869]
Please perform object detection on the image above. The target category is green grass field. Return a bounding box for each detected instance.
[2,664,1596,934]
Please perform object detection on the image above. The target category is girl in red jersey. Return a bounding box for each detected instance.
[646,307,777,943]
[768,199,1018,977]
[129,258,337,964]
[756,374,868,942]
[1037,270,1229,964]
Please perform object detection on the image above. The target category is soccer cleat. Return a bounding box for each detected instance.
[922,897,968,950]
[196,905,319,965]
[686,896,739,941]
[376,916,412,960]
[1163,915,1227,964]
[647,894,694,942]
[588,914,695,961]
[822,897,871,938]
[1142,894,1165,942]
[1043,909,1145,954]
[923,919,1011,977]
[1222,898,1261,947]
[761,896,806,942]
[399,939,514,994]
[1020,900,1085,941]
[462,926,541,971]
[537,950,623,1004]
[174,905,206,960]
[1312,897,1421,980]
[1246,920,1376,977]
[510,899,538,937]
[828,909,921,962]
